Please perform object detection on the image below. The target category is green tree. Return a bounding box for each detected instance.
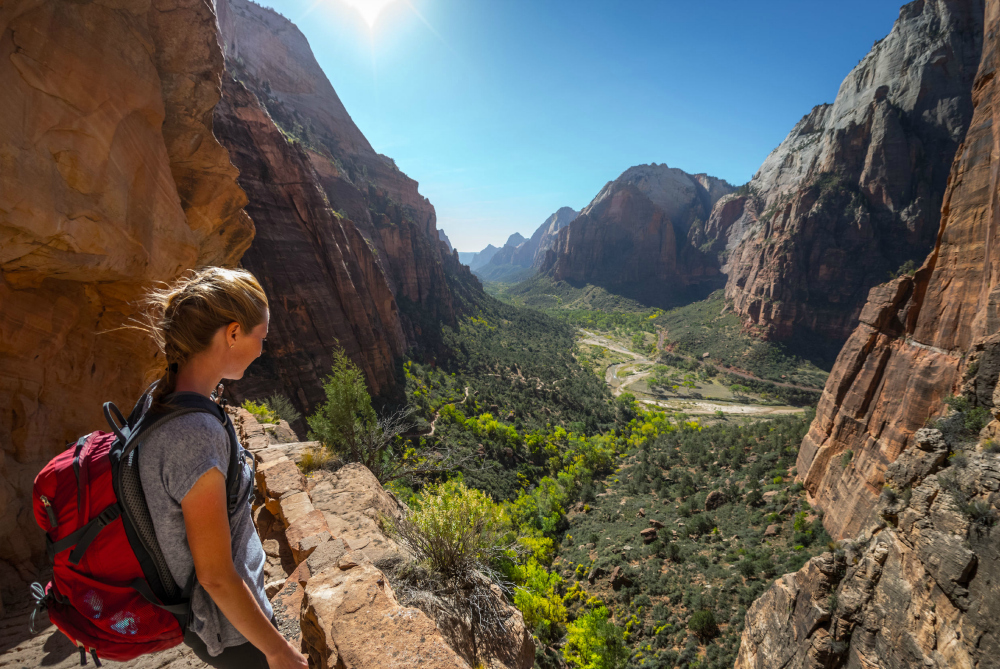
[307,349,455,483]
[307,348,377,451]
[564,606,629,669]
[688,609,718,642]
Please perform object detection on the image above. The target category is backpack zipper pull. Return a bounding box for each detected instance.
[40,496,58,530]
[77,643,87,666]
[89,648,102,667]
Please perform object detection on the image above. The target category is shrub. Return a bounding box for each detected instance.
[964,499,997,530]
[564,606,629,669]
[840,450,854,468]
[298,445,340,474]
[265,393,301,424]
[688,609,719,642]
[388,480,513,578]
[512,559,566,639]
[242,399,278,424]
[984,439,1000,454]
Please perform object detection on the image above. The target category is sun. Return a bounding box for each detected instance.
[340,0,398,27]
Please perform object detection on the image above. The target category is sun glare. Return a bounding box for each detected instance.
[341,0,397,27]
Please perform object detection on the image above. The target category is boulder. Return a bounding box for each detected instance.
[610,566,632,589]
[640,528,658,544]
[649,519,665,529]
[285,510,332,564]
[763,524,780,538]
[705,490,726,510]
[301,556,469,669]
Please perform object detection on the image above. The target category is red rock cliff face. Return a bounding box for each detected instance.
[217,0,456,329]
[0,0,252,569]
[213,76,406,416]
[798,0,999,541]
[723,0,984,343]
[538,164,733,290]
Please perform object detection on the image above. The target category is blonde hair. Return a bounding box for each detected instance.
[135,267,269,406]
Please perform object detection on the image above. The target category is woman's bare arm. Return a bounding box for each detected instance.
[182,469,307,668]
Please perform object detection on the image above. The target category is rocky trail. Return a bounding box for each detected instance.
[6,409,533,669]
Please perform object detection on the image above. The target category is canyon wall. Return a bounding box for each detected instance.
[215,0,465,415]
[796,0,998,541]
[538,164,733,289]
[0,0,252,570]
[213,77,406,412]
[723,0,984,342]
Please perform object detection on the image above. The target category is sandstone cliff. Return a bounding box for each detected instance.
[475,207,579,282]
[538,164,733,290]
[213,76,406,408]
[217,0,456,314]
[0,0,252,573]
[722,0,984,342]
[796,0,999,541]
[214,0,469,414]
[737,428,1000,669]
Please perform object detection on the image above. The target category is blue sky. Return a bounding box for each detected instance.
[256,0,906,251]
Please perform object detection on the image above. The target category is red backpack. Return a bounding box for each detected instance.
[30,388,247,666]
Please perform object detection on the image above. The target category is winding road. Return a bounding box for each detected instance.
[578,329,808,416]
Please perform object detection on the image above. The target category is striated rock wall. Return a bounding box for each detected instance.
[736,429,1000,668]
[538,164,733,289]
[0,0,251,569]
[213,76,406,417]
[217,0,454,306]
[723,0,984,342]
[797,0,1000,540]
[215,0,462,410]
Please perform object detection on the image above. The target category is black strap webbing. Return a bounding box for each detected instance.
[46,505,121,565]
[130,578,189,616]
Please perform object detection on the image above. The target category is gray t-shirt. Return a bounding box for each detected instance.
[138,409,272,656]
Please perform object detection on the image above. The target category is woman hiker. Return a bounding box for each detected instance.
[136,267,308,669]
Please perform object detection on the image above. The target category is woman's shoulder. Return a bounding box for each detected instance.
[141,411,231,459]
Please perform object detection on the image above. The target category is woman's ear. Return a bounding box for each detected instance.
[226,321,241,348]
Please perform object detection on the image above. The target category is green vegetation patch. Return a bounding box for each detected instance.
[552,412,829,669]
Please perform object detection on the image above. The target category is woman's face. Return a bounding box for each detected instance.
[223,309,269,380]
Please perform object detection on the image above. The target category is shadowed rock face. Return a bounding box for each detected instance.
[723,0,984,342]
[215,0,464,413]
[217,0,455,313]
[213,77,406,416]
[797,0,996,542]
[0,0,252,568]
[538,164,733,288]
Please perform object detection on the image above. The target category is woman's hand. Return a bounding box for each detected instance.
[265,639,309,669]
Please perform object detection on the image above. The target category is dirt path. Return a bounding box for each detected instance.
[425,386,470,437]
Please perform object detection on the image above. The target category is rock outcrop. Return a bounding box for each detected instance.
[797,0,999,540]
[218,0,458,314]
[736,429,1000,668]
[241,410,534,669]
[538,164,734,290]
[722,0,984,342]
[475,207,579,282]
[0,0,252,571]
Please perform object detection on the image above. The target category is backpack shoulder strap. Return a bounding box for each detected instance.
[128,393,245,515]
